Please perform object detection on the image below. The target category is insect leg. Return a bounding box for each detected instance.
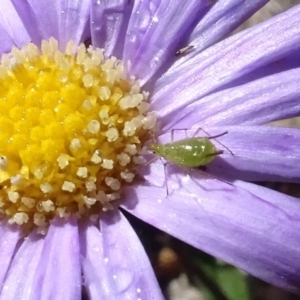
[163,161,170,196]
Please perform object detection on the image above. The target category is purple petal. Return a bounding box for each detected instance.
[90,0,133,58]
[170,67,300,130]
[167,0,269,70]
[57,0,91,48]
[0,24,15,54]
[11,0,42,45]
[122,177,300,294]
[30,217,81,300]
[123,0,210,84]
[0,231,44,300]
[152,4,300,128]
[80,211,164,299]
[0,221,20,287]
[20,0,60,42]
[153,126,300,182]
[0,0,30,47]
[16,0,90,48]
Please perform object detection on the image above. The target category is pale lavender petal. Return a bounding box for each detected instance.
[123,0,210,84]
[80,222,108,299]
[0,0,30,47]
[122,177,300,294]
[90,0,133,58]
[0,221,20,287]
[58,0,91,48]
[30,217,81,300]
[81,211,164,299]
[168,0,269,70]
[23,0,60,42]
[152,5,300,128]
[11,0,42,44]
[170,67,300,131]
[0,231,44,300]
[0,24,15,54]
[154,126,300,182]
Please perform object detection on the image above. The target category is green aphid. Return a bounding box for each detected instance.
[150,131,228,168]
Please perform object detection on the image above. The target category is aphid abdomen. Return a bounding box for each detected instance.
[163,138,218,167]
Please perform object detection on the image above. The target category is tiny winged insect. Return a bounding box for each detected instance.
[175,45,194,56]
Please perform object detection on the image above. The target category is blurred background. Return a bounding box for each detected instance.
[124,1,300,300]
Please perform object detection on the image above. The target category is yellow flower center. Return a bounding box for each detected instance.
[0,38,156,232]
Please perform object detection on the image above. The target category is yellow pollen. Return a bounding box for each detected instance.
[0,38,156,230]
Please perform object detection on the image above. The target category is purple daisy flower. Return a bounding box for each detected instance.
[0,0,300,299]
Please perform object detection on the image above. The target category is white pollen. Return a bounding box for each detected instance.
[85,181,96,192]
[0,156,7,170]
[82,99,93,110]
[105,177,121,191]
[24,43,39,61]
[117,152,131,166]
[123,121,136,136]
[41,40,51,55]
[77,167,88,178]
[33,213,46,227]
[106,128,119,142]
[49,37,58,53]
[8,212,29,225]
[41,200,55,212]
[133,155,147,165]
[143,112,157,129]
[82,73,94,87]
[8,191,19,203]
[91,49,103,65]
[96,191,108,204]
[87,120,100,134]
[84,57,94,72]
[137,102,150,114]
[76,43,86,64]
[21,197,35,208]
[121,171,135,183]
[56,207,67,218]
[54,51,69,71]
[101,159,114,169]
[119,94,143,110]
[40,182,53,193]
[107,193,121,201]
[99,110,109,124]
[91,152,102,164]
[125,144,138,155]
[70,138,81,150]
[34,168,44,180]
[106,69,117,83]
[10,174,22,185]
[57,154,70,169]
[65,40,75,55]
[83,196,97,206]
[98,86,111,101]
[62,181,76,192]
[130,83,141,94]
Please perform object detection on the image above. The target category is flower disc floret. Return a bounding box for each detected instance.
[0,38,156,231]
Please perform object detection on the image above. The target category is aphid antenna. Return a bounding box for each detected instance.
[170,127,233,155]
[192,127,234,156]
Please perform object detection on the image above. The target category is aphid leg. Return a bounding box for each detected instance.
[193,128,234,155]
[163,161,170,196]
[194,167,234,187]
[171,128,189,142]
